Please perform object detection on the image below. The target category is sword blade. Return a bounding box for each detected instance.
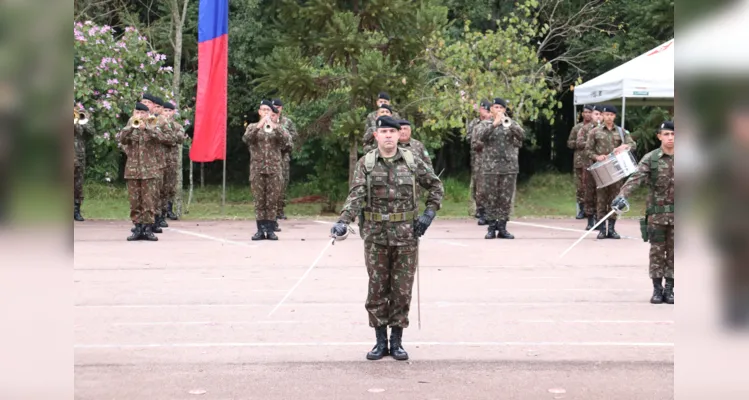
[558,208,617,259]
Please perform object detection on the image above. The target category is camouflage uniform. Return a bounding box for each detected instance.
[278,115,298,217]
[74,122,94,204]
[585,124,636,221]
[619,148,674,278]
[116,117,171,225]
[339,148,443,328]
[398,138,432,168]
[362,110,401,153]
[472,119,525,222]
[567,121,587,205]
[163,121,185,209]
[580,121,601,217]
[466,117,484,213]
[243,123,292,221]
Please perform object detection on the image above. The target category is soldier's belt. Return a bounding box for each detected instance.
[362,211,416,222]
[647,204,674,214]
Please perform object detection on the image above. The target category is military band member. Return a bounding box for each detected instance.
[467,99,492,225]
[397,119,432,168]
[243,100,292,240]
[363,104,395,153]
[363,92,401,152]
[585,105,636,239]
[568,104,593,219]
[74,105,94,221]
[162,102,185,220]
[139,93,171,233]
[612,121,674,304]
[472,98,525,239]
[116,102,171,241]
[272,98,297,222]
[331,115,444,361]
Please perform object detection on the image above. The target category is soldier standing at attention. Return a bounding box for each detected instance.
[161,102,185,221]
[363,92,401,151]
[243,100,292,241]
[467,99,491,225]
[473,98,525,239]
[363,104,396,153]
[585,105,636,239]
[580,105,603,229]
[568,104,593,219]
[331,115,443,361]
[139,93,171,233]
[73,105,94,221]
[116,102,170,241]
[612,121,674,304]
[397,119,432,168]
[272,98,297,222]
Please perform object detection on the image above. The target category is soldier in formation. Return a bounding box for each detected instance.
[116,102,172,241]
[331,115,444,361]
[472,98,525,239]
[613,121,674,304]
[466,99,492,225]
[585,105,636,239]
[272,98,297,223]
[243,100,292,240]
[567,104,593,220]
[74,105,94,221]
[161,102,186,221]
[363,92,401,153]
[397,119,432,167]
[580,106,603,230]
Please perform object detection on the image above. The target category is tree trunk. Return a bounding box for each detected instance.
[348,133,357,184]
[171,0,189,217]
[200,163,205,188]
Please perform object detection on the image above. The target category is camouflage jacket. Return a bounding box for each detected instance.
[466,118,480,143]
[74,122,94,165]
[116,117,172,179]
[279,115,298,160]
[619,148,674,226]
[471,119,525,175]
[362,109,402,149]
[576,121,601,166]
[242,123,292,176]
[398,138,432,168]
[339,148,444,246]
[566,121,588,168]
[166,121,186,167]
[585,123,636,162]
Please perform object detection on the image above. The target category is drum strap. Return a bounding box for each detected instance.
[616,126,625,144]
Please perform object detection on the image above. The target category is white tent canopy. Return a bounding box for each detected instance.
[574,39,674,107]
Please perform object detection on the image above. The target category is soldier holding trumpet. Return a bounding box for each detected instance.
[74,106,94,221]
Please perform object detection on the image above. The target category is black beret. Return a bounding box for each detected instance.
[376,115,401,130]
[163,102,175,110]
[480,99,491,111]
[398,119,411,126]
[378,104,393,113]
[142,93,158,103]
[260,99,273,108]
[378,92,390,100]
[659,121,674,131]
[583,104,594,111]
[493,98,508,108]
[270,104,279,114]
[601,105,618,114]
[153,96,164,106]
[271,98,283,107]
[135,102,149,111]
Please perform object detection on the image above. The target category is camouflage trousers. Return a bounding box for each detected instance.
[251,173,282,220]
[573,167,585,204]
[277,155,290,216]
[649,223,674,279]
[160,163,178,212]
[74,162,85,202]
[127,178,160,224]
[583,168,598,216]
[596,181,624,221]
[483,173,517,221]
[364,241,418,328]
[469,152,485,214]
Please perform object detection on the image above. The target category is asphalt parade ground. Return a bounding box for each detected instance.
[74,218,674,399]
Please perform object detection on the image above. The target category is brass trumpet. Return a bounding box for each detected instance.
[132,114,158,129]
[74,109,89,125]
[501,116,511,128]
[131,117,144,128]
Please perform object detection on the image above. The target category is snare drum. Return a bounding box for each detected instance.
[587,150,638,188]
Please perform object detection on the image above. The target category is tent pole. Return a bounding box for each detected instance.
[621,96,626,131]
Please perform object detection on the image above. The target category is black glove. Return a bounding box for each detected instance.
[414,209,436,237]
[611,196,629,211]
[331,220,347,237]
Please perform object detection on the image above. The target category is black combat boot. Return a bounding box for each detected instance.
[166,201,178,220]
[127,224,142,241]
[74,200,85,222]
[158,211,169,228]
[576,202,585,219]
[142,224,158,241]
[597,219,607,239]
[484,221,497,239]
[278,211,287,220]
[497,220,515,239]
[273,219,282,232]
[650,278,664,304]
[389,326,409,361]
[607,219,621,239]
[663,278,674,304]
[477,211,487,226]
[366,326,389,360]
[251,220,265,241]
[151,217,163,234]
[264,221,278,240]
[586,215,597,230]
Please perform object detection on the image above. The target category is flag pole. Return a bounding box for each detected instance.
[221,159,226,213]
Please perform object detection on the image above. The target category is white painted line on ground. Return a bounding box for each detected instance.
[267,239,333,317]
[169,228,258,248]
[110,320,303,326]
[519,319,674,324]
[508,220,636,240]
[76,301,660,309]
[488,288,637,292]
[75,341,674,349]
